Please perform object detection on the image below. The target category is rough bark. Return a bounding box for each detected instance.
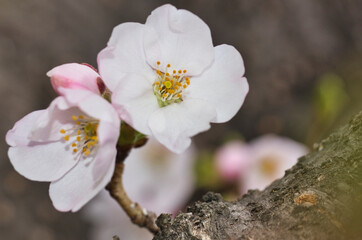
[153,112,362,240]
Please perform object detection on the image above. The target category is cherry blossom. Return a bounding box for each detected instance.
[98,4,249,153]
[241,135,308,193]
[6,64,120,212]
[215,141,251,182]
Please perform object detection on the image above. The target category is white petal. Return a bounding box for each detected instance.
[145,4,214,76]
[123,138,195,214]
[30,97,82,142]
[8,141,79,182]
[49,154,115,212]
[148,99,216,153]
[188,44,249,123]
[6,110,45,147]
[91,122,119,183]
[112,74,159,135]
[60,88,120,124]
[98,22,156,91]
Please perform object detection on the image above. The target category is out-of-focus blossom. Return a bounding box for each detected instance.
[6,66,120,212]
[215,141,251,182]
[241,135,308,193]
[98,4,248,154]
[85,138,195,240]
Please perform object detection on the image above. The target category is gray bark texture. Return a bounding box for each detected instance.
[153,112,362,240]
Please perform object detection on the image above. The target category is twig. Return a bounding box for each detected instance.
[106,160,159,235]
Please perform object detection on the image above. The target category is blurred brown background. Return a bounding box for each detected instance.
[1,0,362,239]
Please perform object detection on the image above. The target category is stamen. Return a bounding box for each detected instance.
[59,114,99,157]
[153,61,191,107]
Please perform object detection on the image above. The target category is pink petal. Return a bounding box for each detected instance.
[215,141,252,182]
[47,63,101,95]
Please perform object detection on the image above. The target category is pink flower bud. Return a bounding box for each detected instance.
[47,63,102,95]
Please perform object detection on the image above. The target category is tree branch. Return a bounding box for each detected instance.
[106,162,159,234]
[153,112,362,240]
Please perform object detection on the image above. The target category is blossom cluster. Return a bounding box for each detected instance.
[6,4,248,211]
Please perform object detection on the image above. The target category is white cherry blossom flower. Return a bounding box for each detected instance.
[6,64,120,212]
[84,138,196,240]
[241,135,308,193]
[98,4,249,153]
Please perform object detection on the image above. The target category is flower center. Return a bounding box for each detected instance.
[152,61,190,107]
[259,156,278,177]
[59,115,99,157]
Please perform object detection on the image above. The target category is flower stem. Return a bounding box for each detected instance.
[106,140,159,234]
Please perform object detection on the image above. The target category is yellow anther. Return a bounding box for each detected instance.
[60,129,66,134]
[183,70,187,73]
[178,70,182,74]
[72,115,77,121]
[157,61,161,65]
[76,121,81,125]
[185,77,189,81]
[166,73,170,76]
[87,142,92,148]
[165,77,170,81]
[162,93,168,98]
[72,143,77,147]
[167,64,171,68]
[84,150,90,156]
[82,148,87,152]
[155,82,160,86]
[164,81,172,89]
[92,136,98,141]
[158,87,162,91]
[173,70,176,74]
[64,135,70,141]
[183,84,187,89]
[76,136,81,141]
[73,149,78,153]
[175,86,179,90]
[177,93,182,98]
[156,70,161,75]
[85,135,89,141]
[79,115,84,119]
[77,130,81,135]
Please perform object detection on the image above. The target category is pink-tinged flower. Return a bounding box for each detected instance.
[84,138,195,240]
[47,63,103,95]
[6,68,120,212]
[240,135,308,194]
[98,4,249,153]
[215,141,252,182]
